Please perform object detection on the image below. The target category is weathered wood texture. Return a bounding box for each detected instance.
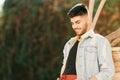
[112,47,120,80]
[106,28,120,47]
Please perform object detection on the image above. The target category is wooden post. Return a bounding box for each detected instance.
[89,0,95,22]
[112,47,120,80]
[106,28,120,46]
[90,0,106,30]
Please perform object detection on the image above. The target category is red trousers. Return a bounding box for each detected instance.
[59,75,77,80]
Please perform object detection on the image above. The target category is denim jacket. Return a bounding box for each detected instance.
[60,30,115,80]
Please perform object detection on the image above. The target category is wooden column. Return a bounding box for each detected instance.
[112,47,120,80]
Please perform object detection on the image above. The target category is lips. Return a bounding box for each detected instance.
[75,29,81,32]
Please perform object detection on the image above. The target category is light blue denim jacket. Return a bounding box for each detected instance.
[60,30,115,80]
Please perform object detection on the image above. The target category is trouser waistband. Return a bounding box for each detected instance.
[59,75,77,80]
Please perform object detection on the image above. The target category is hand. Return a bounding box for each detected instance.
[57,78,60,80]
[89,77,97,80]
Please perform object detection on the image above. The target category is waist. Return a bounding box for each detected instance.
[60,75,77,80]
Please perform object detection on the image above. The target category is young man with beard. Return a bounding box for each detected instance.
[58,3,115,80]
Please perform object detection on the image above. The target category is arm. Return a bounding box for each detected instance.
[94,38,115,80]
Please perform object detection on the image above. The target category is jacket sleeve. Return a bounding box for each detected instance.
[60,42,67,76]
[60,39,71,75]
[95,38,115,80]
[60,37,76,76]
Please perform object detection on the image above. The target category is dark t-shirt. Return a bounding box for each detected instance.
[63,40,79,75]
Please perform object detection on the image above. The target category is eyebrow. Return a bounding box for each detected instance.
[75,20,81,23]
[71,20,81,24]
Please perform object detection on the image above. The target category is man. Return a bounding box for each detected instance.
[58,3,115,80]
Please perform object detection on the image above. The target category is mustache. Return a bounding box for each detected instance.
[74,28,81,30]
[74,27,81,29]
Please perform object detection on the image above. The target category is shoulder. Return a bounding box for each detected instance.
[94,33,107,41]
[65,36,76,44]
[94,33,110,45]
[63,36,76,53]
[63,36,76,49]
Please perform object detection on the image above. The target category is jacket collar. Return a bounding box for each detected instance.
[81,29,94,39]
[68,30,95,45]
[75,29,95,40]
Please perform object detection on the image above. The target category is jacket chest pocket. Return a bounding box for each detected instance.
[85,46,97,61]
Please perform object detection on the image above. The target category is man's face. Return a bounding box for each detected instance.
[70,15,89,36]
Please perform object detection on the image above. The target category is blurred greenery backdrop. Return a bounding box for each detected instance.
[0,0,120,80]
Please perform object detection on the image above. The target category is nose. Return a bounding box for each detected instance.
[72,23,79,29]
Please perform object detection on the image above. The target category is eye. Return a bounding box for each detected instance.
[76,21,81,24]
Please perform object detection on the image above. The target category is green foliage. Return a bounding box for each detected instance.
[1,0,65,80]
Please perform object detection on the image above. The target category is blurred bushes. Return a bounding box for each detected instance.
[0,0,119,80]
[0,0,76,80]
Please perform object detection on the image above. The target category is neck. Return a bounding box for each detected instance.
[76,36,82,41]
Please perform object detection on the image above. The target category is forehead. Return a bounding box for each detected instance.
[70,16,84,22]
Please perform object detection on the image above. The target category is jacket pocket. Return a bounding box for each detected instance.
[85,46,97,61]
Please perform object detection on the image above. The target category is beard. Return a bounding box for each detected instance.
[75,27,87,36]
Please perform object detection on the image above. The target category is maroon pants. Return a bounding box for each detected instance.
[59,75,77,80]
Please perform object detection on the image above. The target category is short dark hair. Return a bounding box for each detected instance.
[67,4,88,18]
